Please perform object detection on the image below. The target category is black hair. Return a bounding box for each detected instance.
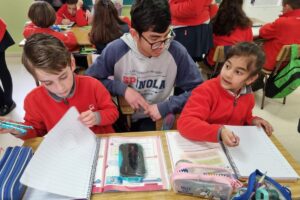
[130,0,171,35]
[282,0,300,9]
[211,0,252,36]
[226,42,265,76]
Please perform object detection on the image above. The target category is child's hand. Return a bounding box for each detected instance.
[144,104,161,121]
[252,117,273,136]
[124,87,149,111]
[0,117,23,136]
[77,0,83,9]
[62,18,71,25]
[79,110,97,127]
[86,10,93,24]
[221,128,240,147]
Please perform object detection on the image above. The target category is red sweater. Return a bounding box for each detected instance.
[23,22,78,51]
[56,4,88,26]
[206,26,253,66]
[22,75,119,140]
[0,18,6,42]
[177,76,256,143]
[170,0,212,26]
[259,9,300,71]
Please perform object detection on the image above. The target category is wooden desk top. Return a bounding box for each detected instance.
[71,26,91,46]
[23,131,300,200]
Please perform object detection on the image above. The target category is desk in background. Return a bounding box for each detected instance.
[23,131,300,200]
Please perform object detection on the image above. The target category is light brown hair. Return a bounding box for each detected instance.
[22,33,71,77]
[28,1,56,28]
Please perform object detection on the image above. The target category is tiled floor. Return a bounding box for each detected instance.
[3,55,300,163]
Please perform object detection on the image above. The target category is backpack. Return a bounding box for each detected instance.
[265,44,300,98]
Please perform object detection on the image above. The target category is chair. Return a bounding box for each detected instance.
[260,44,300,109]
[198,46,226,79]
[117,96,179,130]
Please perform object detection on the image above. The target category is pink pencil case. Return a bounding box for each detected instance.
[171,163,242,200]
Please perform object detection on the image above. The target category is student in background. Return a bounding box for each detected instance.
[0,33,118,139]
[111,0,123,16]
[23,1,78,51]
[86,0,202,131]
[206,0,253,67]
[259,0,300,71]
[89,0,129,54]
[169,0,213,62]
[0,18,15,116]
[209,0,219,19]
[178,42,273,147]
[56,0,91,26]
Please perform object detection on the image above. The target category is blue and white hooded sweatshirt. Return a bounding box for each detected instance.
[86,33,203,119]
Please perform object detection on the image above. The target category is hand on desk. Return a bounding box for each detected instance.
[144,104,162,121]
[252,117,273,136]
[61,18,72,25]
[221,127,240,147]
[124,87,149,111]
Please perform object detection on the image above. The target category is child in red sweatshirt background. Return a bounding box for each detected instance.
[178,42,273,147]
[56,0,91,26]
[23,1,78,51]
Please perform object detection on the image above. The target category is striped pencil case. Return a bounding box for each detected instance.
[0,146,33,200]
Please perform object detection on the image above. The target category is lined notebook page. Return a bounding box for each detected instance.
[20,107,97,199]
[225,125,299,181]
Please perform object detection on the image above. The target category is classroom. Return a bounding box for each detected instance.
[0,0,300,199]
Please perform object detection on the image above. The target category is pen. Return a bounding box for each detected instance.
[62,14,67,19]
[257,171,267,188]
[231,131,237,144]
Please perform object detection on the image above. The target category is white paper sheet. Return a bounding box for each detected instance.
[20,107,97,199]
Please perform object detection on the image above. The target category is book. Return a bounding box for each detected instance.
[166,126,299,181]
[20,107,169,200]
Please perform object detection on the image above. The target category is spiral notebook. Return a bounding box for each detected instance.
[20,107,169,200]
[166,127,299,182]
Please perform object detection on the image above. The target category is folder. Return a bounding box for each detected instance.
[20,107,169,200]
[166,126,299,182]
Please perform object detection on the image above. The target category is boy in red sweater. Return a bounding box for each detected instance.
[56,0,91,26]
[0,33,118,139]
[178,42,273,147]
[259,0,300,71]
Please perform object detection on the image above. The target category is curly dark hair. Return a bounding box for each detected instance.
[211,0,252,36]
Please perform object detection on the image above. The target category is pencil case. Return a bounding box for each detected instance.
[0,146,33,200]
[232,169,292,200]
[171,163,242,200]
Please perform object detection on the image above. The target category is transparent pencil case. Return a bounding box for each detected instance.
[171,163,242,200]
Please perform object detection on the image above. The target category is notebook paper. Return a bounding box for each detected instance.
[20,107,97,199]
[224,125,299,181]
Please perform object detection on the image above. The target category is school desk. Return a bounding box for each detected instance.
[23,131,300,200]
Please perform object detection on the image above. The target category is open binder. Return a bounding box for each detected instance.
[166,127,299,182]
[20,107,169,200]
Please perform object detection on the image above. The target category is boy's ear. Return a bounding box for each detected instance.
[246,74,259,86]
[70,56,76,72]
[130,28,139,41]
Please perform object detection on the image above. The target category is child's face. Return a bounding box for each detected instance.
[67,4,77,16]
[131,28,173,58]
[220,56,258,93]
[35,66,75,98]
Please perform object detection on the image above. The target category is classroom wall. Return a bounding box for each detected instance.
[0,0,32,54]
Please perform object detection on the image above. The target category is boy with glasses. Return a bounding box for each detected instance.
[86,0,203,131]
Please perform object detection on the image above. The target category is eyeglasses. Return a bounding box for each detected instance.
[140,30,175,50]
